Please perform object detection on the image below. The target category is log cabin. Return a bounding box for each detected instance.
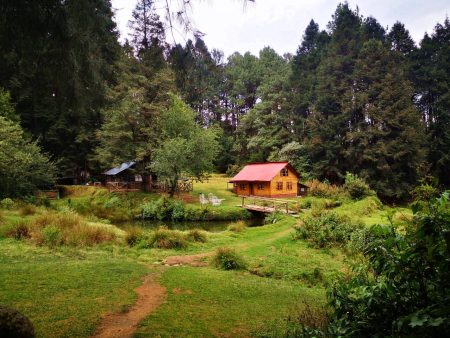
[229,162,306,198]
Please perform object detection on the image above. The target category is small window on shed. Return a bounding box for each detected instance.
[276,182,283,190]
[280,168,289,176]
[287,182,293,190]
[240,183,247,190]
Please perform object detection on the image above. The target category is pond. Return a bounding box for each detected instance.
[124,217,265,233]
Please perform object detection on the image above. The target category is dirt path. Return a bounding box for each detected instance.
[163,252,214,267]
[91,274,166,338]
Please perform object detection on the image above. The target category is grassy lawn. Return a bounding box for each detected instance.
[0,175,413,337]
[137,267,325,338]
[0,240,148,338]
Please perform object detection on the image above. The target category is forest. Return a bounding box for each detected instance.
[0,1,450,337]
[1,0,449,202]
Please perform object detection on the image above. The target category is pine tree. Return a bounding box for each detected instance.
[412,19,450,186]
[307,3,363,182]
[343,40,426,200]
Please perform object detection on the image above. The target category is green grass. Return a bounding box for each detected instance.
[136,267,325,338]
[0,240,148,338]
[0,176,414,337]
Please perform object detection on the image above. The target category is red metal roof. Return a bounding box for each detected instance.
[229,162,298,182]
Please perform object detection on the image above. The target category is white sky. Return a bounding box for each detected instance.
[111,0,449,57]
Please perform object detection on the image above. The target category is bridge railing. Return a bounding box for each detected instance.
[240,195,298,214]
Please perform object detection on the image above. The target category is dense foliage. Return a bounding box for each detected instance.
[0,90,55,198]
[0,1,449,200]
[290,191,450,337]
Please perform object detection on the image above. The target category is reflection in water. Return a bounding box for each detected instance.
[124,217,265,233]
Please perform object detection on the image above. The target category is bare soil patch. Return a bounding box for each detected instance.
[163,252,214,267]
[91,274,166,338]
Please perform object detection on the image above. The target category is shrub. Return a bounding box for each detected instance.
[149,227,188,249]
[1,221,30,240]
[293,212,363,248]
[225,164,243,177]
[308,180,343,198]
[41,225,62,247]
[124,226,146,247]
[103,196,120,209]
[344,172,375,200]
[212,247,246,270]
[171,201,185,221]
[0,198,15,210]
[29,212,117,247]
[18,203,37,216]
[0,305,35,338]
[64,225,117,246]
[264,212,283,224]
[227,220,247,233]
[185,229,207,243]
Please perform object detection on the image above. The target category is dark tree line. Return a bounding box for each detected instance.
[0,1,448,201]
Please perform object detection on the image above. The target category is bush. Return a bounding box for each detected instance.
[41,225,62,247]
[227,221,247,233]
[29,212,117,247]
[124,226,146,247]
[149,227,188,249]
[18,204,37,216]
[1,221,30,240]
[344,172,375,200]
[0,305,35,338]
[171,201,185,221]
[185,229,207,243]
[212,247,246,270]
[308,180,343,198]
[264,212,284,224]
[0,198,15,210]
[103,196,120,209]
[293,212,363,248]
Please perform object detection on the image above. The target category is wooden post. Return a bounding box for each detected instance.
[242,196,245,207]
[286,202,288,214]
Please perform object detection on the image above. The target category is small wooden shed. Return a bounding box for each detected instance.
[229,162,304,198]
[103,161,144,192]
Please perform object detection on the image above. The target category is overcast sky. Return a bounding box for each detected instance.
[111,0,449,57]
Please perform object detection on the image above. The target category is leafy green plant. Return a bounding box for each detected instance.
[264,212,284,224]
[343,172,375,200]
[212,247,246,270]
[293,212,363,248]
[0,198,15,210]
[323,190,450,336]
[41,225,62,247]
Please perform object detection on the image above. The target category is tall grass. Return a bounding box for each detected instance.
[19,212,119,247]
[149,227,188,249]
[307,180,344,198]
[212,247,246,270]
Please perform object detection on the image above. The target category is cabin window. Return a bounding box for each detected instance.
[135,175,142,182]
[280,168,288,176]
[276,182,283,190]
[257,183,264,190]
[301,187,305,192]
[287,182,293,190]
[240,184,247,190]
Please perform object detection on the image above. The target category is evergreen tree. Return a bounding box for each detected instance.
[412,19,450,186]
[387,21,416,55]
[0,0,120,177]
[307,3,363,182]
[343,40,425,200]
[0,89,55,198]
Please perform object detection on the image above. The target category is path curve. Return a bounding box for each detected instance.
[91,274,166,338]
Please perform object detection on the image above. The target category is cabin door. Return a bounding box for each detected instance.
[250,183,254,195]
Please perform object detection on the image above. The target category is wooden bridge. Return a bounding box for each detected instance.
[239,196,299,214]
